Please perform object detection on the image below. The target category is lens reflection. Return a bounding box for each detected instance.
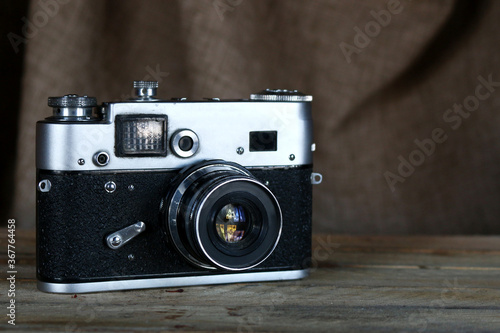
[215,204,249,244]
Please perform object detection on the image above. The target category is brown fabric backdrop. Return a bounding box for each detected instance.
[12,0,500,233]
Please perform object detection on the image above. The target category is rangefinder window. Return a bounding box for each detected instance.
[249,131,278,152]
[115,115,168,157]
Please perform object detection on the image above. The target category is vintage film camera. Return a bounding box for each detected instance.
[36,81,322,293]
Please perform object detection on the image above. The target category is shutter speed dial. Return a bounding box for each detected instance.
[250,89,313,102]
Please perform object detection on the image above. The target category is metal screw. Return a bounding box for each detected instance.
[236,147,244,155]
[78,158,85,165]
[111,236,122,246]
[128,184,135,191]
[289,154,296,161]
[128,254,135,261]
[104,181,116,193]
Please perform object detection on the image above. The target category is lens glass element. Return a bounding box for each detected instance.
[215,204,250,244]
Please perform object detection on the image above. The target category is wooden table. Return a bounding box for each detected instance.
[1,229,500,332]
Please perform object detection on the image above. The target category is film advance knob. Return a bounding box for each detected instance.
[48,94,97,108]
[47,94,98,118]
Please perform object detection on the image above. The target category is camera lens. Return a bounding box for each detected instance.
[215,204,250,244]
[165,161,282,271]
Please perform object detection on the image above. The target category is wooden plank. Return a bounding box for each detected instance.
[315,234,500,252]
[1,230,500,332]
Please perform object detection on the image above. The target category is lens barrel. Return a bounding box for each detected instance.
[165,161,282,271]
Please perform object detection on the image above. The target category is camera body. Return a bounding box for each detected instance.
[36,82,320,293]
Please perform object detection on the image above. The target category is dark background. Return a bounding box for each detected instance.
[1,1,29,225]
[4,0,500,234]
